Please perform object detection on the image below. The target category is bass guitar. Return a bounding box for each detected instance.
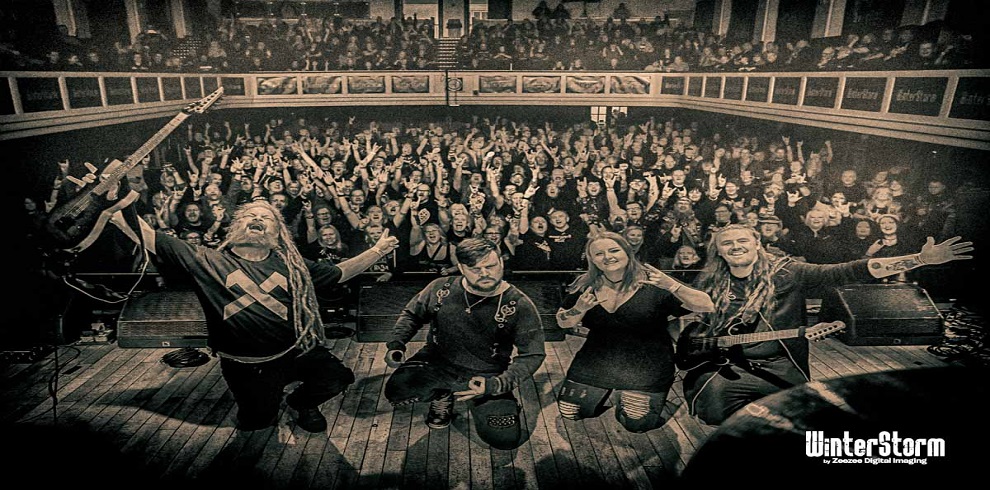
[675,320,846,370]
[44,87,224,254]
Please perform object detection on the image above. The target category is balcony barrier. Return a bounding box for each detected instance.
[2,69,989,149]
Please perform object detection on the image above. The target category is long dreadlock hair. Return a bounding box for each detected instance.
[218,200,325,352]
[695,224,788,335]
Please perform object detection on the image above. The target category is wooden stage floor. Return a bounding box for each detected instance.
[0,335,958,489]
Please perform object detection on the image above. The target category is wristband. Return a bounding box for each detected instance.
[668,282,682,294]
[916,253,926,266]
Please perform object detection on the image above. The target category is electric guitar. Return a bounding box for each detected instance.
[44,87,224,253]
[675,320,846,370]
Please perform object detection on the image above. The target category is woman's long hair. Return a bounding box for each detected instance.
[695,224,784,334]
[219,201,325,351]
[567,231,646,294]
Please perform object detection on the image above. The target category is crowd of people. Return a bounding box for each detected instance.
[1,7,982,72]
[24,112,965,288]
[459,16,980,72]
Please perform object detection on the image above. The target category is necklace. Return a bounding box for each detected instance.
[464,290,489,314]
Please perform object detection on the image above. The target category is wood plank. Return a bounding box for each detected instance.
[1,344,110,421]
[403,401,432,489]
[466,407,494,490]
[287,339,359,489]
[546,341,613,487]
[446,398,473,489]
[355,345,395,489]
[72,349,162,426]
[117,360,214,453]
[379,449,406,490]
[160,390,236,481]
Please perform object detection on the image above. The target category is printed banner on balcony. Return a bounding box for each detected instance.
[949,77,990,121]
[803,77,839,108]
[522,76,561,93]
[723,77,744,100]
[105,77,134,105]
[841,77,886,112]
[480,75,517,93]
[566,76,605,94]
[772,77,800,105]
[610,76,650,94]
[661,76,685,95]
[303,75,342,94]
[688,76,703,96]
[258,76,298,95]
[348,75,386,94]
[222,77,246,96]
[18,77,62,112]
[162,77,183,100]
[183,77,202,98]
[745,77,770,102]
[66,77,102,109]
[392,75,430,93]
[704,76,722,98]
[888,77,946,117]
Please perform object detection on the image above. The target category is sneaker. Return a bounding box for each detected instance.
[426,394,454,429]
[294,407,328,433]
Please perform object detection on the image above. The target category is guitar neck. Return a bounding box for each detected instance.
[716,328,803,348]
[94,111,191,193]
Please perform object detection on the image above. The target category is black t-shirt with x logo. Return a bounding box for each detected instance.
[154,232,342,357]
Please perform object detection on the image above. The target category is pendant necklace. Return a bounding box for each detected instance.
[464,290,489,314]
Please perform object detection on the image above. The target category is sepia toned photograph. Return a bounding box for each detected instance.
[3,0,987,488]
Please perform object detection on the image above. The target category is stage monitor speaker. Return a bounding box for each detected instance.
[818,283,943,346]
[356,279,566,343]
[117,290,209,348]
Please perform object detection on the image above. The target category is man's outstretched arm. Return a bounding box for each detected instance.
[866,236,974,279]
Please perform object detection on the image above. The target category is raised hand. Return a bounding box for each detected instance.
[374,228,400,255]
[574,287,601,313]
[918,236,974,265]
[641,264,680,290]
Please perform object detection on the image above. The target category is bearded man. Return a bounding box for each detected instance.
[383,238,546,450]
[682,224,973,425]
[126,200,399,432]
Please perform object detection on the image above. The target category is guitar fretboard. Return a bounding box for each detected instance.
[716,328,802,347]
[94,112,191,194]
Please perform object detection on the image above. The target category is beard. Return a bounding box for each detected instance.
[226,219,280,249]
[465,275,502,294]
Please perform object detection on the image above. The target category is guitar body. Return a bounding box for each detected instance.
[675,322,730,371]
[44,168,132,252]
[45,184,138,253]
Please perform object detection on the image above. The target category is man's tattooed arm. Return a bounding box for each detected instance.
[868,254,924,279]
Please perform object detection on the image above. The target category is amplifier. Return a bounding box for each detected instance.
[117,291,209,348]
[356,279,566,343]
[819,283,944,346]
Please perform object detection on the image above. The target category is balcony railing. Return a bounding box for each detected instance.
[2,69,989,149]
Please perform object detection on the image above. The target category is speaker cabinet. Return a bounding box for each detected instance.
[117,291,209,348]
[819,283,943,346]
[356,279,565,343]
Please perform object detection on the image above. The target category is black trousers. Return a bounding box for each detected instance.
[384,350,526,450]
[681,357,806,426]
[219,345,355,430]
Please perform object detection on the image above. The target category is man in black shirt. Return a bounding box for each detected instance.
[383,238,546,449]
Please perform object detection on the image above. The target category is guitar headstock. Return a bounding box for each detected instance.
[183,87,224,115]
[805,321,846,342]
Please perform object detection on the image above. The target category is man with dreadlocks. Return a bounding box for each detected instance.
[127,200,400,433]
[683,224,973,425]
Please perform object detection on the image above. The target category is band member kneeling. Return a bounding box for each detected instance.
[383,238,546,450]
[555,232,714,433]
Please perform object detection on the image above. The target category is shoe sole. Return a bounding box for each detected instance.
[427,416,452,429]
